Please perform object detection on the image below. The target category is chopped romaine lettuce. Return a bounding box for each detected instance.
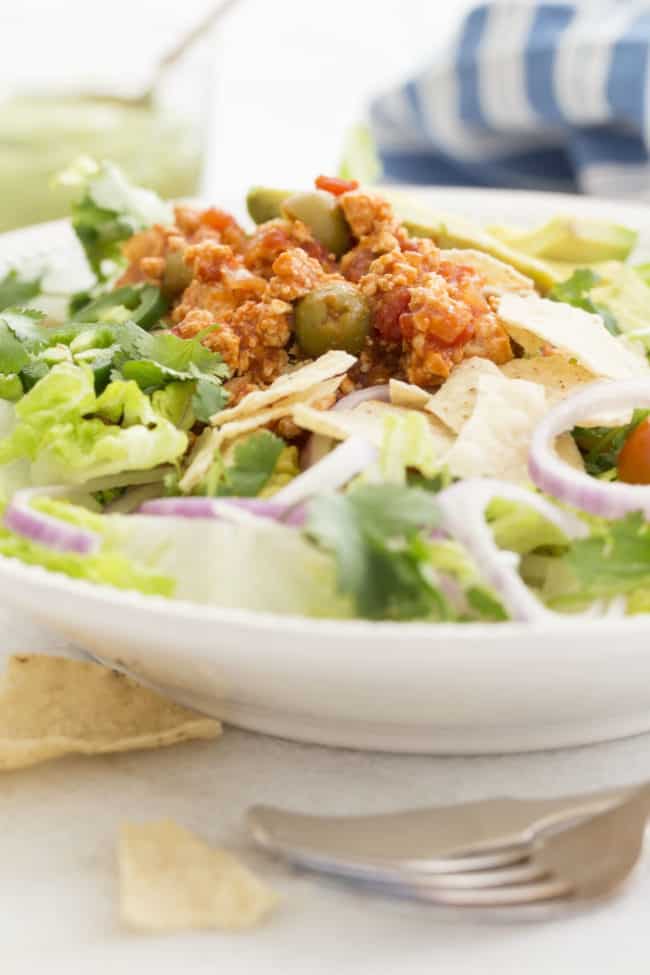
[0,363,187,488]
[549,269,619,335]
[379,411,447,484]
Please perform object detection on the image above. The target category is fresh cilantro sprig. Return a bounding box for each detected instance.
[549,269,619,335]
[59,158,173,280]
[572,410,650,478]
[0,270,42,312]
[563,512,650,599]
[306,484,452,621]
[202,431,285,497]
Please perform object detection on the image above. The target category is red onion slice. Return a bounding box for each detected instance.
[138,497,290,520]
[436,479,588,622]
[273,436,377,507]
[302,386,389,470]
[333,385,390,412]
[4,487,100,555]
[529,380,650,518]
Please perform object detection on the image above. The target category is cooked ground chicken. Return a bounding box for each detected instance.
[118,182,513,400]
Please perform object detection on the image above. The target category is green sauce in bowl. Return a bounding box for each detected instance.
[0,95,202,231]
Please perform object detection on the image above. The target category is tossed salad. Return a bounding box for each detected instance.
[2,159,650,623]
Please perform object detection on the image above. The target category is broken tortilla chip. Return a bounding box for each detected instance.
[556,433,584,471]
[441,249,535,294]
[0,655,220,771]
[498,294,649,380]
[501,354,594,406]
[425,357,502,433]
[444,372,546,484]
[211,350,356,427]
[389,378,431,410]
[180,376,343,493]
[119,820,278,932]
[293,399,453,452]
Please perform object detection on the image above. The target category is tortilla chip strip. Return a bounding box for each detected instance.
[0,655,220,771]
[501,354,594,405]
[425,357,501,433]
[498,294,649,379]
[441,249,535,294]
[211,350,356,427]
[389,378,430,410]
[293,399,453,452]
[119,820,278,932]
[180,376,343,493]
[444,372,547,484]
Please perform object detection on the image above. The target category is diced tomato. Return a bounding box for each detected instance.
[200,207,235,231]
[618,418,650,484]
[373,287,410,343]
[315,174,359,196]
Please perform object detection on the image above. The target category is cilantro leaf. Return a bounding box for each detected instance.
[549,269,619,335]
[61,159,173,279]
[306,484,447,620]
[0,270,42,311]
[212,431,285,497]
[0,323,30,375]
[192,379,228,423]
[563,512,650,597]
[113,325,229,396]
[573,409,650,477]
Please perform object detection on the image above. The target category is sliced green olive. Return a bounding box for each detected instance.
[282,191,352,257]
[162,249,192,298]
[295,281,370,356]
[246,186,292,224]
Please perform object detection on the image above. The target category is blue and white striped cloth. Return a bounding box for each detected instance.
[370,2,650,198]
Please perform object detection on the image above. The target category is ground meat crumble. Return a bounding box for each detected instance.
[118,183,513,401]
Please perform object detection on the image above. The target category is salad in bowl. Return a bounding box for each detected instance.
[1,160,650,626]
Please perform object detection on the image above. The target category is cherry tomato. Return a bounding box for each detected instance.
[315,175,359,196]
[618,417,650,484]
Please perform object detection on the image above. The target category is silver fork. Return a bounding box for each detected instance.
[248,784,650,910]
[247,783,632,879]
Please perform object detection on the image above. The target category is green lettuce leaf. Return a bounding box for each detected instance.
[0,362,187,486]
[379,411,447,484]
[549,269,619,335]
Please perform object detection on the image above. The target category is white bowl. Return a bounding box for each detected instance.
[1,188,650,755]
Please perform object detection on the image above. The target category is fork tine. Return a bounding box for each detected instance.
[369,876,572,908]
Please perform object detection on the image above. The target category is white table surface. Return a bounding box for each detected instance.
[2,611,650,974]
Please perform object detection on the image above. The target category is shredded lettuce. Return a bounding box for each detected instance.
[379,411,447,484]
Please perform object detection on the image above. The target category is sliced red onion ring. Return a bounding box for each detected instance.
[138,497,290,520]
[529,380,650,518]
[333,384,390,412]
[273,436,377,507]
[436,479,588,622]
[302,385,389,470]
[4,487,100,555]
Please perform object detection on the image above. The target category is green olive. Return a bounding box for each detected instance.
[282,191,352,257]
[162,249,192,297]
[246,186,292,224]
[295,282,370,356]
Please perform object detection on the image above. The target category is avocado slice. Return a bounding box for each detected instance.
[488,217,638,264]
[387,193,559,293]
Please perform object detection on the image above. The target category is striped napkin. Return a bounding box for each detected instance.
[370,2,650,198]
